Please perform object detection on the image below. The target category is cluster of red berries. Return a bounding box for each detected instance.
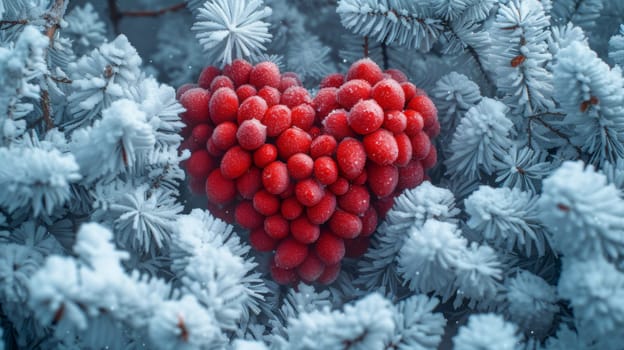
[178,58,439,285]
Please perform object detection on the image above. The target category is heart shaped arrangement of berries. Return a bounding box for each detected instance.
[178,58,439,285]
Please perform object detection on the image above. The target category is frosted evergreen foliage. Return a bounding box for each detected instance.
[487,0,554,116]
[539,161,624,260]
[493,145,557,193]
[446,97,513,180]
[70,99,156,183]
[192,0,273,65]
[431,72,482,136]
[557,257,624,345]
[0,145,80,216]
[609,25,624,67]
[504,270,558,337]
[357,182,459,292]
[337,0,443,51]
[465,185,548,256]
[553,41,624,165]
[0,26,48,140]
[283,293,395,350]
[453,313,521,350]
[3,0,624,347]
[66,35,142,128]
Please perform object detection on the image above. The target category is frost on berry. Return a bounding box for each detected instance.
[237,119,267,150]
[346,58,384,85]
[197,65,221,89]
[310,134,337,158]
[307,192,337,224]
[336,138,366,180]
[367,163,399,198]
[322,109,355,140]
[291,216,321,244]
[263,104,292,137]
[264,214,290,240]
[180,88,211,126]
[223,58,253,87]
[337,79,372,109]
[250,61,281,89]
[209,87,239,124]
[315,231,345,265]
[210,75,235,91]
[363,129,399,165]
[236,167,262,199]
[276,127,312,159]
[211,121,238,150]
[372,79,406,111]
[291,104,316,131]
[338,184,370,215]
[312,87,340,120]
[220,145,252,179]
[348,99,384,135]
[287,153,314,180]
[281,86,312,108]
[329,209,362,239]
[253,144,278,168]
[295,178,325,207]
[262,161,290,195]
[257,86,281,107]
[253,189,281,216]
[238,95,268,124]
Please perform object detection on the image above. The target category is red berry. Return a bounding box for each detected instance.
[279,76,301,92]
[180,88,211,126]
[236,167,262,200]
[401,82,417,102]
[336,79,371,109]
[186,150,216,179]
[394,133,413,167]
[275,238,308,269]
[279,181,295,199]
[249,227,277,252]
[291,104,315,131]
[315,232,345,265]
[237,119,267,151]
[177,83,198,100]
[276,127,312,159]
[329,210,362,239]
[312,87,340,120]
[410,131,432,160]
[235,201,264,229]
[363,129,399,165]
[421,146,437,170]
[287,153,314,180]
[223,58,252,87]
[257,86,281,107]
[328,177,350,196]
[236,84,257,102]
[297,254,325,282]
[264,215,290,240]
[198,66,221,89]
[210,75,235,91]
[344,236,370,258]
[253,144,278,168]
[209,87,239,124]
[187,124,213,152]
[262,161,290,195]
[291,216,320,244]
[271,261,299,285]
[282,71,302,83]
[397,160,424,190]
[253,189,281,216]
[320,73,345,88]
[306,192,336,224]
[360,207,378,236]
[348,99,384,135]
[338,185,370,215]
[263,104,292,137]
[353,170,367,185]
[425,121,441,139]
[384,68,408,83]
[211,121,237,150]
[404,110,424,136]
[250,61,281,89]
[317,263,340,285]
[295,178,325,207]
[383,110,407,134]
[322,109,355,140]
[373,195,395,219]
[367,163,399,198]
[220,146,252,179]
[281,196,304,220]
[206,169,237,205]
[372,79,406,111]
[346,58,384,85]
[310,135,337,158]
[313,156,339,185]
[237,95,268,124]
[281,86,312,108]
[336,138,366,180]
[206,138,225,157]
[408,95,438,129]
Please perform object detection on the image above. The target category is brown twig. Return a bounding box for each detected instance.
[121,3,186,17]
[0,19,29,30]
[528,113,582,155]
[39,0,66,131]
